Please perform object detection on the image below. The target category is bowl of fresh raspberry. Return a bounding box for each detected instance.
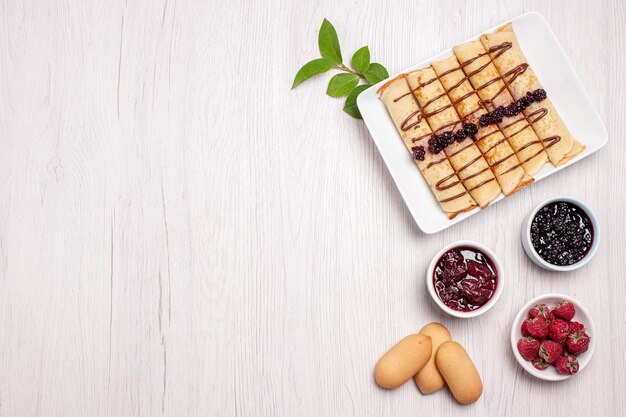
[511,294,595,381]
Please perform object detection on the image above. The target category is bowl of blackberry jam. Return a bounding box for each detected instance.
[427,241,503,318]
[522,197,599,272]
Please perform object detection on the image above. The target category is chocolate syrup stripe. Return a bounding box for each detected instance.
[400,90,471,202]
[406,69,501,197]
[400,39,557,182]
[398,42,555,204]
[394,42,512,104]
[462,43,556,160]
[439,190,469,204]
[398,41,529,136]
[420,113,498,194]
[404,81,498,199]
[397,43,511,130]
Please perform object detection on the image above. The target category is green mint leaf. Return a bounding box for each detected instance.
[343,84,371,119]
[291,58,336,89]
[364,63,389,84]
[351,46,370,74]
[326,73,359,97]
[318,18,342,64]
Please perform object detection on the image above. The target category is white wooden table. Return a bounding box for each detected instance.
[1,0,624,415]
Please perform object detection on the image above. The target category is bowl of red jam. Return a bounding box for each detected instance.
[426,240,503,318]
[522,196,600,272]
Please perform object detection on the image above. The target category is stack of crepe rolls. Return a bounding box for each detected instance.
[406,68,501,208]
[431,55,533,195]
[378,22,584,217]
[374,322,482,405]
[379,76,477,218]
[480,23,585,165]
[453,40,549,176]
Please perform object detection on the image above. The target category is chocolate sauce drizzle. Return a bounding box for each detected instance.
[395,41,560,204]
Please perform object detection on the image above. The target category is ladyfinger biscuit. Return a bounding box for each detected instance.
[414,322,452,394]
[374,334,432,389]
[435,341,482,404]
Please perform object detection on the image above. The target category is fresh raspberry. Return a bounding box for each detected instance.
[524,317,548,339]
[517,337,540,361]
[552,300,575,321]
[521,320,530,337]
[539,340,563,363]
[529,303,553,321]
[556,354,579,375]
[548,319,569,343]
[569,321,585,334]
[566,331,590,354]
[532,357,549,370]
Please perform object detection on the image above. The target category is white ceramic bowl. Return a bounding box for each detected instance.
[521,196,600,272]
[426,240,504,318]
[510,294,595,381]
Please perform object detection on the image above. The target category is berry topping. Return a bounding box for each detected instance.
[518,96,532,108]
[532,89,547,101]
[428,136,442,154]
[454,129,467,142]
[463,122,478,136]
[479,114,491,127]
[411,145,426,161]
[440,131,454,146]
[515,100,527,112]
[491,106,504,119]
[503,105,518,117]
[424,123,481,155]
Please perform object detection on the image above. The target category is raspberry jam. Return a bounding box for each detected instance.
[433,246,498,312]
[530,201,593,266]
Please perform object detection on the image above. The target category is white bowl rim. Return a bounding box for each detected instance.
[523,196,600,272]
[510,293,596,381]
[426,240,504,318]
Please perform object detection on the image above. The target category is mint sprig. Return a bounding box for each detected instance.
[291,18,389,119]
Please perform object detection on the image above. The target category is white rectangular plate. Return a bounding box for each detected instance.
[358,12,607,234]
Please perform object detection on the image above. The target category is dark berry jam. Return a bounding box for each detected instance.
[433,246,498,312]
[530,201,593,266]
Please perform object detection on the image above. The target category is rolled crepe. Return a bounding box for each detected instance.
[406,68,501,208]
[378,75,477,218]
[453,41,548,176]
[481,23,585,165]
[431,55,533,196]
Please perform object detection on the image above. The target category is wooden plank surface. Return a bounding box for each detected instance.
[0,0,624,415]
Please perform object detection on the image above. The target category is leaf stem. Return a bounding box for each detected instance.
[337,64,365,79]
